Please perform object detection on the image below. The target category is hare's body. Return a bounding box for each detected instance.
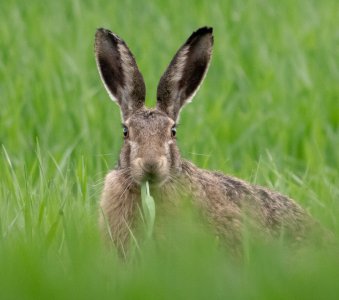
[95,27,311,253]
[101,156,308,251]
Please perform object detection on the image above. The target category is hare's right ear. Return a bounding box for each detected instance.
[156,27,213,121]
[95,28,146,120]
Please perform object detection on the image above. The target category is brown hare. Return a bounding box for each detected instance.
[95,27,311,254]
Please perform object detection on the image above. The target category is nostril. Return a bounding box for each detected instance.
[142,160,158,174]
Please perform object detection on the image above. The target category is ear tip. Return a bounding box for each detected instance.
[197,26,213,34]
[186,26,213,44]
[95,28,121,42]
[96,27,111,36]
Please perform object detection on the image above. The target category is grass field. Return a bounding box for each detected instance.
[1,0,338,299]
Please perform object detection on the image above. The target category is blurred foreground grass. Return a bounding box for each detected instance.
[0,0,338,299]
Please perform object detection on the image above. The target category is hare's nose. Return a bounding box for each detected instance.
[142,160,159,174]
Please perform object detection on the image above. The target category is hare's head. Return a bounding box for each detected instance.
[95,27,213,186]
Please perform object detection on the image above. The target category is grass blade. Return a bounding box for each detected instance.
[141,181,155,238]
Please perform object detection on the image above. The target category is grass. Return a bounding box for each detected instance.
[0,0,338,298]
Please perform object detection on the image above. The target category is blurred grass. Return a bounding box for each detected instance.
[0,0,338,299]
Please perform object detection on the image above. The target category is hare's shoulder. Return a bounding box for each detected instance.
[101,168,139,208]
[103,169,128,191]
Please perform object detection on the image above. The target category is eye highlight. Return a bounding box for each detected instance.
[123,125,129,138]
[171,126,176,137]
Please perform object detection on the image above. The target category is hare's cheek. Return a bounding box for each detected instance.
[165,140,174,155]
[157,156,169,175]
[128,140,140,160]
[130,158,144,183]
[168,142,180,168]
[119,142,132,168]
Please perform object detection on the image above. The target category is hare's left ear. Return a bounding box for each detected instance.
[156,27,213,121]
[95,28,146,120]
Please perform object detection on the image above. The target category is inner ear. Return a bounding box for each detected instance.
[156,27,213,121]
[95,28,146,120]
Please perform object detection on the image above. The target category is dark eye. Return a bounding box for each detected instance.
[123,126,129,138]
[171,126,176,137]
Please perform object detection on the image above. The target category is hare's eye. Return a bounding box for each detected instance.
[171,126,176,137]
[123,126,129,138]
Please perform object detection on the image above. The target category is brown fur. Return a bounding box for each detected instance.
[95,27,313,255]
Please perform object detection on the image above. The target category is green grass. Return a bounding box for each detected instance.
[1,0,339,298]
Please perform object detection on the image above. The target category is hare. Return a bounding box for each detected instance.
[95,27,312,254]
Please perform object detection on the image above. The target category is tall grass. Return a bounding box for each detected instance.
[0,0,338,299]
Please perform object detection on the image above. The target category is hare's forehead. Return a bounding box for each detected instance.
[126,110,174,130]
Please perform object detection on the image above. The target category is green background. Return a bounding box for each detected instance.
[0,0,338,299]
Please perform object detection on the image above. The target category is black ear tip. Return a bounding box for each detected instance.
[186,26,213,44]
[196,26,213,34]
